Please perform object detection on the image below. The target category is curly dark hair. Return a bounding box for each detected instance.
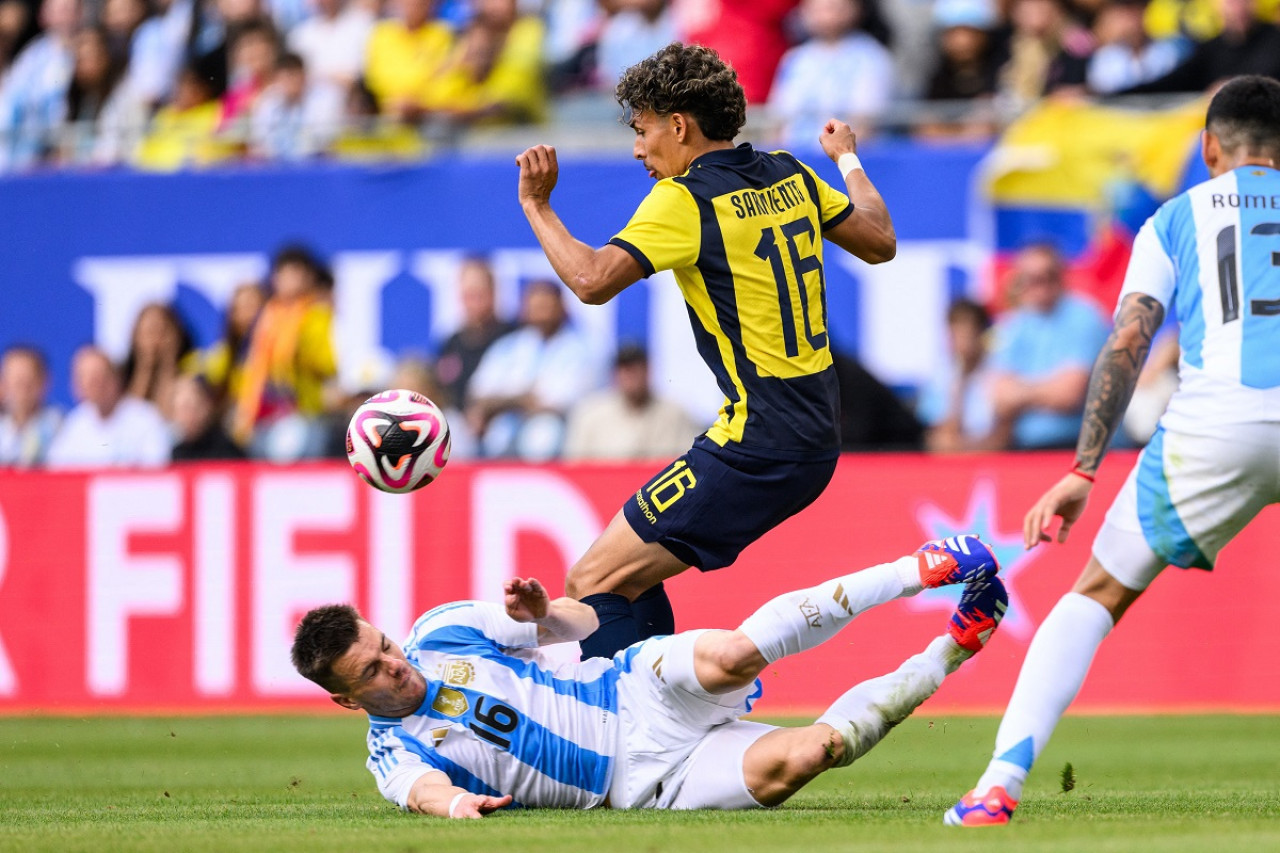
[614,43,747,142]
[291,603,363,691]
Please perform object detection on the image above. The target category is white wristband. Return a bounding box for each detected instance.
[447,791,468,818]
[837,152,864,180]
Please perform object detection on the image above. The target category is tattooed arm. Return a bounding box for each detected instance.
[1023,293,1166,548]
[1073,293,1166,474]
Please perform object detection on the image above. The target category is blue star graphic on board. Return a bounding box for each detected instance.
[904,478,1040,640]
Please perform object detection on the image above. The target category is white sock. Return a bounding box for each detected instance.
[817,635,960,767]
[738,558,915,664]
[974,592,1114,801]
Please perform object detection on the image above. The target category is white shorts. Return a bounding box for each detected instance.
[1094,422,1280,591]
[608,630,776,810]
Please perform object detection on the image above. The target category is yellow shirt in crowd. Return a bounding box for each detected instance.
[426,16,547,123]
[133,102,236,171]
[1144,0,1280,42]
[363,19,454,113]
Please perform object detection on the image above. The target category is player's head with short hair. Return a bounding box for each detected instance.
[292,603,363,692]
[293,603,427,715]
[1205,75,1280,163]
[614,43,746,142]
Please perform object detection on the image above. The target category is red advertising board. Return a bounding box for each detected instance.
[0,453,1276,714]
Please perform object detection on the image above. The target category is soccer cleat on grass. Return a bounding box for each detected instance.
[944,785,1019,826]
[947,576,1008,652]
[914,534,1001,588]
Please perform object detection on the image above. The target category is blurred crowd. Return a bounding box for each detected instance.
[3,0,1280,170]
[0,238,1180,470]
[0,245,707,468]
[917,241,1179,454]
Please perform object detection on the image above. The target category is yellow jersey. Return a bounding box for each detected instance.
[610,144,853,458]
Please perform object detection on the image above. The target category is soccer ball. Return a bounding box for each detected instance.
[346,389,451,493]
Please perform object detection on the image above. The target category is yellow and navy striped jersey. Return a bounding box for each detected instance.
[609,143,853,458]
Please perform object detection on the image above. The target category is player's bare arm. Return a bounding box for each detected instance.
[1074,292,1165,474]
[504,577,599,645]
[405,770,513,818]
[1023,292,1165,548]
[516,144,644,305]
[818,120,896,264]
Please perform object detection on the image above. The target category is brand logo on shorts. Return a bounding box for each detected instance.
[634,489,659,525]
[432,687,469,717]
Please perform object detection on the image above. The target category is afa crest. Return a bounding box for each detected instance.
[797,596,822,628]
[444,660,476,687]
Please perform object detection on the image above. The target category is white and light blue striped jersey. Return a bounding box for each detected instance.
[365,602,622,811]
[1120,166,1280,432]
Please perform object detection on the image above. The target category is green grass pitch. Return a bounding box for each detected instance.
[2,713,1277,852]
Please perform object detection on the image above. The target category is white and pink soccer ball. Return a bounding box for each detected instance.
[345,389,451,493]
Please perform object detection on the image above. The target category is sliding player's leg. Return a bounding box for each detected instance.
[700,535,1001,691]
[669,577,1008,809]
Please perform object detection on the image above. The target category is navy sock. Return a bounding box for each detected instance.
[578,593,638,659]
[632,583,675,639]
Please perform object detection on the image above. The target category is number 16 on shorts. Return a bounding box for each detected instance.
[635,460,698,524]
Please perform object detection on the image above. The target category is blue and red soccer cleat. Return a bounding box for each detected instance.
[914,534,1002,589]
[948,576,1008,652]
[944,785,1019,826]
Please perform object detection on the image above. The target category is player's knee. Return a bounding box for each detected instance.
[779,730,838,785]
[566,559,623,599]
[820,726,845,768]
[743,726,838,805]
[695,630,766,689]
[1072,558,1142,622]
[565,523,667,600]
[563,566,591,599]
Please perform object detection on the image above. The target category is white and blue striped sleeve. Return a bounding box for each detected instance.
[367,724,449,810]
[408,601,539,654]
[1117,213,1177,316]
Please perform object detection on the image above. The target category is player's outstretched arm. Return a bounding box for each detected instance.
[817,120,896,264]
[504,577,599,645]
[1023,292,1165,548]
[405,770,514,818]
[516,144,645,305]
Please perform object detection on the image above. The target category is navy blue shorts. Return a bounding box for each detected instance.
[622,436,839,571]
